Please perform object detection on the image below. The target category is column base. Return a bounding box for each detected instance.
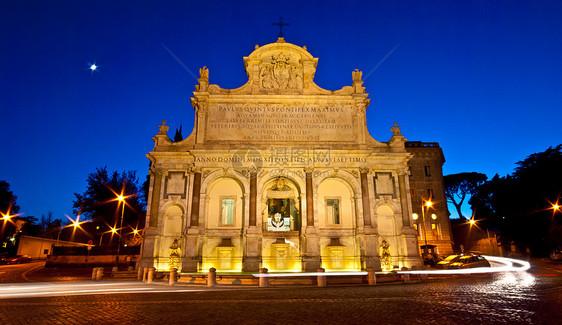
[363,256,382,271]
[242,256,260,272]
[302,256,321,271]
[181,257,199,272]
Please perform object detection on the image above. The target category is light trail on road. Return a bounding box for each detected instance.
[397,256,531,275]
[0,281,202,299]
[252,256,531,277]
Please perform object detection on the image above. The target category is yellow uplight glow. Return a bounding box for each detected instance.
[431,213,437,220]
[412,213,419,220]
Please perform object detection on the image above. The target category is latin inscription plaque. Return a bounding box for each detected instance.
[206,104,355,142]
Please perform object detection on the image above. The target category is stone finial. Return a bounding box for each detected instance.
[199,66,209,80]
[352,69,365,93]
[391,122,402,136]
[388,122,406,151]
[158,120,169,134]
[352,69,363,82]
[197,66,209,92]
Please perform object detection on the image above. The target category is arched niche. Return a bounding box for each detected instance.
[376,205,396,236]
[206,177,244,228]
[163,204,184,236]
[261,177,301,232]
[317,178,354,228]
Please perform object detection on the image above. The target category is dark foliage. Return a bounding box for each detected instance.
[470,145,562,256]
[173,124,183,142]
[73,167,147,247]
[0,180,20,215]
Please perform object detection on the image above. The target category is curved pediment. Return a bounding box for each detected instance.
[198,38,363,96]
[243,39,316,93]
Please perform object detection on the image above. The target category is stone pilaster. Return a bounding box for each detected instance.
[148,170,163,227]
[190,172,201,227]
[360,169,372,227]
[249,172,257,226]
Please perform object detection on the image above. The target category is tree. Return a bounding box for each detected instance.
[444,172,487,219]
[469,145,562,256]
[73,167,147,247]
[173,124,183,142]
[0,180,20,216]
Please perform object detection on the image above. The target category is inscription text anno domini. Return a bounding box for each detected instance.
[206,105,355,142]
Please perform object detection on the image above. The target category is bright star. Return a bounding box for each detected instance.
[90,64,97,71]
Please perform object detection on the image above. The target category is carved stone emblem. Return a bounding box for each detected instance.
[260,53,303,89]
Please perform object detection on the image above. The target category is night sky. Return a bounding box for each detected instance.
[1,1,561,220]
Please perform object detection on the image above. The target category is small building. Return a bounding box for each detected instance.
[139,37,453,272]
[405,141,453,255]
[16,235,90,259]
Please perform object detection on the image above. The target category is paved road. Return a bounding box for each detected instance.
[0,259,560,324]
[0,262,43,283]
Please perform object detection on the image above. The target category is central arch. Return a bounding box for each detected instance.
[260,177,302,271]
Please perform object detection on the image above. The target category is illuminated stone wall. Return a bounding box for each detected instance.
[405,142,453,255]
[139,38,448,272]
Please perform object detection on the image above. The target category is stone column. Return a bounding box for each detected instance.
[249,172,257,226]
[243,172,260,272]
[303,170,320,271]
[397,173,411,227]
[190,172,202,227]
[182,170,202,271]
[360,170,372,227]
[149,170,163,227]
[306,171,314,226]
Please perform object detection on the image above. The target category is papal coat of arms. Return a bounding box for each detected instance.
[260,53,303,89]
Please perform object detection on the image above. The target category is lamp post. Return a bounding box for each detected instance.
[99,227,117,246]
[1,212,12,234]
[413,199,433,254]
[56,215,82,245]
[116,194,126,268]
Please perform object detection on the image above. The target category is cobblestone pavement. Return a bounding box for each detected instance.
[0,259,560,324]
[0,262,44,283]
[0,272,560,324]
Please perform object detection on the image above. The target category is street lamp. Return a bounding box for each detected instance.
[419,199,432,254]
[115,193,128,268]
[99,227,117,246]
[551,202,560,214]
[2,213,12,222]
[56,215,84,245]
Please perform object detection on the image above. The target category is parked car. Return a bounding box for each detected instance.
[550,248,562,261]
[449,255,490,269]
[436,254,462,269]
[420,244,440,267]
[5,255,32,264]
